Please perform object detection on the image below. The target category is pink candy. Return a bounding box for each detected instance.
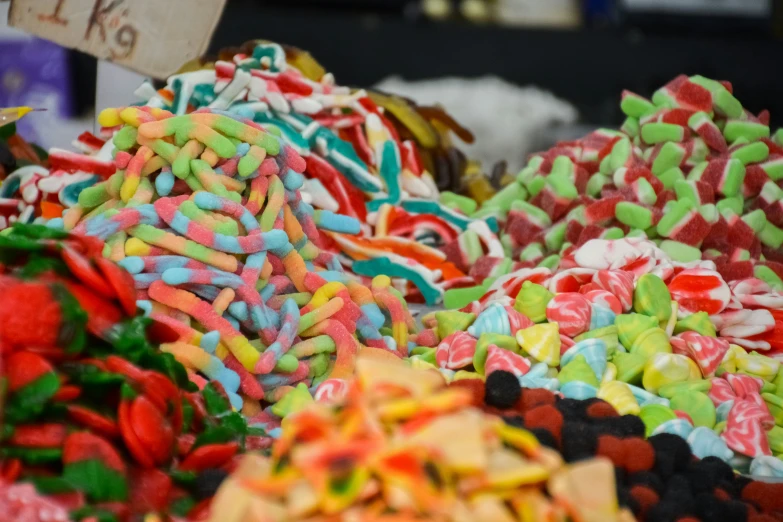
[436,331,477,370]
[484,345,532,377]
[592,269,634,312]
[670,331,729,377]
[546,293,592,337]
[583,289,623,315]
[668,268,731,316]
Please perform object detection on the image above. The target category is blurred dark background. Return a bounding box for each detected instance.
[208,0,783,126]
[3,0,783,150]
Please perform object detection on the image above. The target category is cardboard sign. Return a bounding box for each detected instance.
[8,0,227,79]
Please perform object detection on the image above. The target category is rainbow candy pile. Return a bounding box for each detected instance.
[135,41,501,305]
[51,104,419,432]
[418,236,783,475]
[208,351,630,522]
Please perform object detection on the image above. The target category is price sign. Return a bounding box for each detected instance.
[8,0,227,79]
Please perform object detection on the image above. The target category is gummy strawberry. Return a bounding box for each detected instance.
[0,280,61,348]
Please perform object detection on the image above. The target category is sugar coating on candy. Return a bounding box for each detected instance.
[210,353,631,522]
[125,41,506,305]
[56,102,430,417]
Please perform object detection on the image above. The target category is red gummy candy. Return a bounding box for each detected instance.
[62,432,126,473]
[0,281,61,348]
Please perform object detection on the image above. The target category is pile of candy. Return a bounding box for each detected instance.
[416,237,783,476]
[209,352,633,522]
[0,120,56,230]
[0,224,266,522]
[54,104,418,430]
[447,74,783,308]
[452,369,783,522]
[134,41,503,304]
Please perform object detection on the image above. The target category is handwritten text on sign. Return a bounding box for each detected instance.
[9,0,227,79]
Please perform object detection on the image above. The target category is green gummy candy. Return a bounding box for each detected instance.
[686,161,708,182]
[626,228,648,238]
[481,183,526,214]
[441,191,478,215]
[761,157,783,181]
[742,209,768,234]
[77,184,111,209]
[546,173,578,200]
[657,167,685,190]
[613,351,647,385]
[443,284,489,310]
[731,141,769,165]
[768,426,783,454]
[713,88,744,118]
[602,227,626,240]
[656,200,693,237]
[760,220,783,249]
[510,200,552,228]
[621,92,657,118]
[652,88,678,108]
[566,205,587,226]
[551,155,575,178]
[575,325,619,355]
[719,159,746,197]
[633,274,673,324]
[641,122,685,144]
[630,327,672,359]
[538,254,561,271]
[520,243,545,262]
[622,117,640,138]
[670,391,716,428]
[660,240,702,262]
[411,348,437,366]
[674,312,717,337]
[514,281,553,323]
[435,311,475,340]
[640,404,678,437]
[558,354,599,387]
[586,173,610,197]
[715,196,744,216]
[634,178,658,206]
[544,222,567,252]
[112,126,138,151]
[755,265,783,291]
[609,138,633,172]
[652,142,686,175]
[699,204,719,224]
[616,313,659,350]
[763,393,783,427]
[526,175,546,197]
[724,119,770,142]
[616,202,653,229]
[674,180,702,205]
[658,379,711,399]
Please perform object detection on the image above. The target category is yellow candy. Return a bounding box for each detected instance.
[664,301,678,336]
[516,323,560,366]
[642,353,701,394]
[598,381,640,415]
[719,344,748,374]
[736,352,780,381]
[630,327,672,359]
[454,370,484,381]
[602,362,618,384]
